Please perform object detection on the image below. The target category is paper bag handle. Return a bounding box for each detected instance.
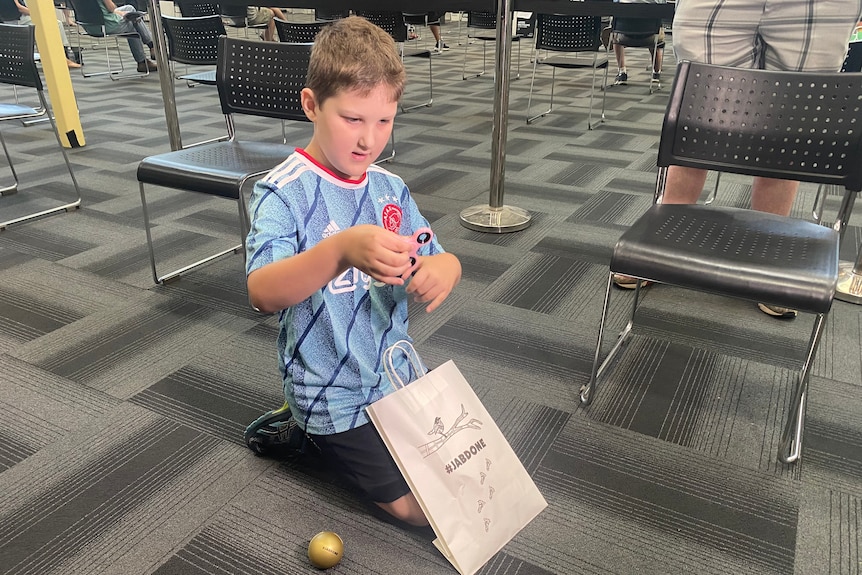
[383,340,426,390]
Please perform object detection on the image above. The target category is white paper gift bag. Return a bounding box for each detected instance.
[366,342,547,575]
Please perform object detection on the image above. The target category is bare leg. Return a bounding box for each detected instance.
[664,165,708,204]
[376,493,428,526]
[429,23,442,43]
[649,46,663,73]
[750,177,798,216]
[614,43,625,70]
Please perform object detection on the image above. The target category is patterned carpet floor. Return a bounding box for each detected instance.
[0,14,860,575]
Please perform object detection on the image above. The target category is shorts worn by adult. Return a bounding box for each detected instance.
[246,6,273,26]
[673,0,862,71]
[309,422,411,504]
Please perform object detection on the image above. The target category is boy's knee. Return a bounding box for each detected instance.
[377,495,428,526]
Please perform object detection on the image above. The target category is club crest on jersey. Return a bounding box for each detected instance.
[382,204,402,233]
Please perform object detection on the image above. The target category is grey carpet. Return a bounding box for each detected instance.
[1,18,861,575]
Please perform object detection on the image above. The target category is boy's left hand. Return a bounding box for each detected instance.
[405,253,461,313]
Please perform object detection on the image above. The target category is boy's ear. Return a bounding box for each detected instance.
[300,88,318,121]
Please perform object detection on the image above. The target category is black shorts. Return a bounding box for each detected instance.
[309,423,410,504]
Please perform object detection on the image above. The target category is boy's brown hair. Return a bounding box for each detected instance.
[306,16,406,106]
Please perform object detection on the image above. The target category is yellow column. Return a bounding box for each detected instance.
[27,0,85,147]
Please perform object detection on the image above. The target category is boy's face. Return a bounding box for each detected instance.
[301,85,398,181]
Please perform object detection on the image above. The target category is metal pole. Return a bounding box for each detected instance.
[148,0,183,150]
[459,0,531,233]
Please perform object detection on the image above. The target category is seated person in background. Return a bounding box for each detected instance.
[1,0,82,68]
[608,17,664,85]
[244,16,461,527]
[85,0,158,72]
[404,11,449,53]
[245,5,287,41]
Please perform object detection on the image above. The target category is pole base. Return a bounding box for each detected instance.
[459,204,531,233]
[835,261,862,305]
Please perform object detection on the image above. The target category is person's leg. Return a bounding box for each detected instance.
[310,424,430,527]
[750,178,798,216]
[663,165,708,204]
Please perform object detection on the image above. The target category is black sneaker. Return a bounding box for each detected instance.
[614,71,628,85]
[651,71,661,82]
[244,403,308,456]
[434,41,450,53]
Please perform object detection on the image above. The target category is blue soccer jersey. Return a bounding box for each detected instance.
[245,149,444,435]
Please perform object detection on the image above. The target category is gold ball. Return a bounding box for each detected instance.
[307,531,343,569]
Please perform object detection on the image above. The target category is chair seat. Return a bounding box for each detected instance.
[137,140,293,199]
[611,204,839,313]
[0,103,43,120]
[179,70,217,84]
[540,54,608,69]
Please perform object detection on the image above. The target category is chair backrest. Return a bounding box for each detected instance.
[355,11,407,43]
[659,61,862,192]
[612,17,661,37]
[174,0,219,18]
[66,0,105,27]
[314,8,347,22]
[216,36,309,122]
[0,23,41,89]
[218,1,246,22]
[162,14,225,66]
[535,14,603,53]
[274,18,324,43]
[467,11,496,30]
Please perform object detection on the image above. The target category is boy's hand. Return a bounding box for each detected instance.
[340,224,413,285]
[406,253,461,313]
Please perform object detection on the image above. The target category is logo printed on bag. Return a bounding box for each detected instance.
[419,403,483,458]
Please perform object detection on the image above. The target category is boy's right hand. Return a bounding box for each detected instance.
[340,225,413,285]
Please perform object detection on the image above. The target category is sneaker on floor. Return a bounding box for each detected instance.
[651,71,661,82]
[434,41,450,53]
[757,303,798,319]
[137,59,156,73]
[612,273,653,290]
[244,403,308,456]
[613,71,628,85]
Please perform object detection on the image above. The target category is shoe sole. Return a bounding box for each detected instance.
[757,303,798,319]
[612,276,653,290]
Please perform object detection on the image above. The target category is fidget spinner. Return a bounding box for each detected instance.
[404,226,433,276]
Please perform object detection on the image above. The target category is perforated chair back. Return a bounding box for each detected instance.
[315,8,347,22]
[162,14,225,67]
[174,0,219,17]
[216,35,309,122]
[467,11,496,30]
[0,22,41,89]
[659,61,862,193]
[355,11,408,43]
[273,19,324,43]
[535,13,603,53]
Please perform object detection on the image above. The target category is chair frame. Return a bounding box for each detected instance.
[581,61,862,465]
[462,10,521,81]
[138,37,310,284]
[526,13,609,129]
[66,0,147,79]
[161,14,228,147]
[0,23,82,228]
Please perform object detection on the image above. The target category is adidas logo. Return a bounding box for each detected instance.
[322,221,340,239]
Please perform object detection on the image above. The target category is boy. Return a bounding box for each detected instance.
[244,16,461,527]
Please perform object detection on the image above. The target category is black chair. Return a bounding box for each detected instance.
[173,0,219,17]
[161,15,227,147]
[273,18,324,43]
[462,10,521,81]
[0,24,81,228]
[581,61,862,465]
[66,0,147,79]
[355,10,433,113]
[137,37,310,284]
[604,16,664,93]
[314,8,348,22]
[525,14,608,129]
[217,2,267,38]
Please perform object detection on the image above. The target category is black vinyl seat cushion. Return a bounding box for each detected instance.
[612,204,840,313]
[137,140,293,199]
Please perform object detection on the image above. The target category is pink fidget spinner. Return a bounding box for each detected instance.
[404,227,433,276]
